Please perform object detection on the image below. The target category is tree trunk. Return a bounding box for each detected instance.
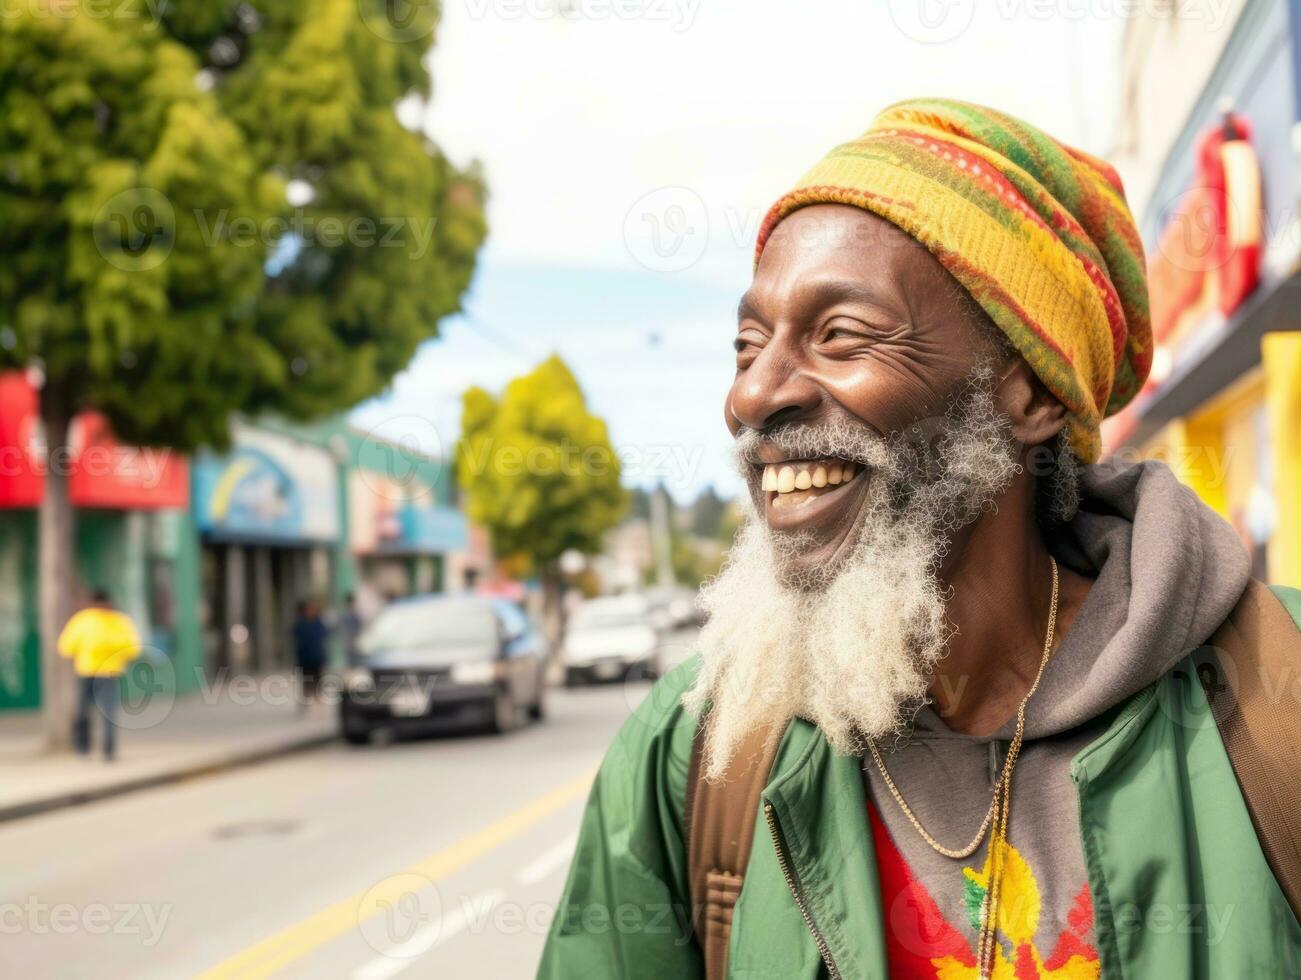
[38,385,76,753]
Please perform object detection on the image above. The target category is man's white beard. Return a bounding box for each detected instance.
[683,370,1022,780]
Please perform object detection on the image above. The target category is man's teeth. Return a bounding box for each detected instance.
[760,459,858,496]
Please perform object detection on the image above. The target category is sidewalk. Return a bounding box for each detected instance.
[0,674,337,823]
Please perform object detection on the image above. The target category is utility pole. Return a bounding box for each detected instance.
[649,485,674,589]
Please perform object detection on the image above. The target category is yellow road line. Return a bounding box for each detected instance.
[195,769,594,980]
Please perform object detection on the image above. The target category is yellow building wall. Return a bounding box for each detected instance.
[1263,333,1301,588]
[1158,416,1229,519]
[1139,334,1301,588]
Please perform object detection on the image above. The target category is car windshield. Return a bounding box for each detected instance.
[359,598,498,656]
[570,607,647,631]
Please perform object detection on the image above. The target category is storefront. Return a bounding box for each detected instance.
[346,428,467,616]
[0,387,478,698]
[0,371,195,711]
[1104,0,1301,588]
[192,420,345,674]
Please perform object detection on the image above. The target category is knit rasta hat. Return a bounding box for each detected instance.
[755,97,1152,464]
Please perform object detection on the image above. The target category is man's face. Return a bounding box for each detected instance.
[726,204,1001,578]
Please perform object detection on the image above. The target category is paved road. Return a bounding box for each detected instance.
[0,643,696,980]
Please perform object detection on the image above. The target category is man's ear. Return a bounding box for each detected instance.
[995,359,1068,446]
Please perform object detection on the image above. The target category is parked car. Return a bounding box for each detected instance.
[562,593,662,685]
[649,585,703,629]
[339,594,547,744]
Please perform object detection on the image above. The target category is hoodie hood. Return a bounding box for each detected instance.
[1019,457,1250,738]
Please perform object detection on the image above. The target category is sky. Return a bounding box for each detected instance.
[351,0,1127,501]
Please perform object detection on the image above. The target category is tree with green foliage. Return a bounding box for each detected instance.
[457,355,627,641]
[0,0,485,747]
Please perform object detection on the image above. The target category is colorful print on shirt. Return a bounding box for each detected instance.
[868,804,1099,979]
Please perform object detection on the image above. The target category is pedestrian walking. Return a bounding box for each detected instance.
[291,598,328,711]
[57,589,141,761]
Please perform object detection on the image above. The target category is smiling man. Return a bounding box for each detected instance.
[539,99,1301,979]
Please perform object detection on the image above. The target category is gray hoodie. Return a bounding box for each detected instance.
[863,459,1250,968]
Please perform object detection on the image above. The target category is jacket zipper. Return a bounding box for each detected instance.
[763,801,842,979]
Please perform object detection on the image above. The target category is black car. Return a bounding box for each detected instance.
[338,594,547,745]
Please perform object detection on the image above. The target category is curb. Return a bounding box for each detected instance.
[0,730,338,825]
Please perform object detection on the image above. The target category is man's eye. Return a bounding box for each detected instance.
[822,318,894,344]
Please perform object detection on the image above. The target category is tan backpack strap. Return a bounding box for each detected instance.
[685,720,783,980]
[1202,580,1301,919]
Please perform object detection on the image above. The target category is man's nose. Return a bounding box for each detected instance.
[727,347,821,432]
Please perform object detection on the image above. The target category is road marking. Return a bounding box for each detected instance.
[356,827,580,978]
[516,831,578,886]
[352,829,579,980]
[351,890,504,980]
[195,769,593,980]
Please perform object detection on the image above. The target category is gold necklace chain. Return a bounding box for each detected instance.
[867,557,1059,976]
[867,556,1058,854]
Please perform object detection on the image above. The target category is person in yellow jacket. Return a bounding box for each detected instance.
[57,589,141,760]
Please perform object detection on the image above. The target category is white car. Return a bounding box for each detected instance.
[562,594,662,685]
[651,585,703,629]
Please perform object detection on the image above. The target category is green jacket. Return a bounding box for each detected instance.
[539,628,1301,977]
